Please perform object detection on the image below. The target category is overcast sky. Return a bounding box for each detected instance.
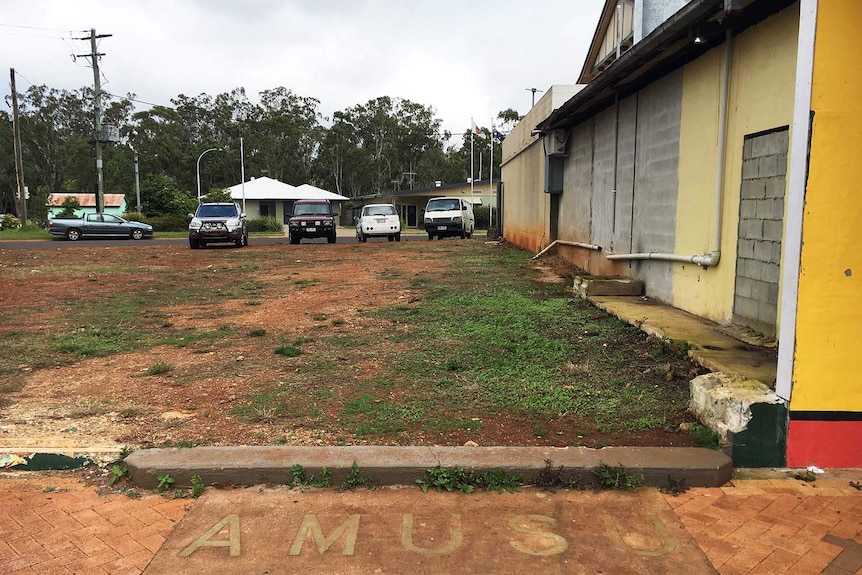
[2,1,602,141]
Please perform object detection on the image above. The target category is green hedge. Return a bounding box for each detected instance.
[146,215,189,232]
[247,216,283,233]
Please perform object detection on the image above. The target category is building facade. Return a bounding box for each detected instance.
[501,0,860,467]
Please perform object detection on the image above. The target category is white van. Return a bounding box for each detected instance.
[423,197,475,240]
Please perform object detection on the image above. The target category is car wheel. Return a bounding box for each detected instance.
[395,232,401,242]
[235,235,244,247]
[66,228,81,241]
[189,237,199,249]
[466,226,473,239]
[289,233,300,245]
[460,228,466,239]
[361,235,367,243]
[327,231,337,244]
[130,228,144,240]
[388,235,394,242]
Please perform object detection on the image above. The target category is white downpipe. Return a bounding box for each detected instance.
[532,240,602,260]
[607,29,732,268]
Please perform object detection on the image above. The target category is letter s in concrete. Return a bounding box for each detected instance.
[508,515,569,556]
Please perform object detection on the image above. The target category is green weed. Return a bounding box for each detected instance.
[157,474,175,492]
[343,462,376,490]
[248,328,266,337]
[274,345,301,357]
[145,361,173,376]
[691,424,721,449]
[593,463,643,491]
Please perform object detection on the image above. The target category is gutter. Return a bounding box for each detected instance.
[537,0,722,132]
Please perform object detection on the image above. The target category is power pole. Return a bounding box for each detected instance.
[76,29,111,213]
[10,68,26,224]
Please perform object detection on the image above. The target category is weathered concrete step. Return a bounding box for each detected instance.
[573,275,644,297]
[125,445,732,489]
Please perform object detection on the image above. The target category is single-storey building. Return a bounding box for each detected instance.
[47,193,127,218]
[390,180,498,228]
[222,177,349,223]
[502,0,861,467]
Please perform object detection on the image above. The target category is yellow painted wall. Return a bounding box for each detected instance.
[673,5,798,323]
[790,0,862,411]
[500,142,549,252]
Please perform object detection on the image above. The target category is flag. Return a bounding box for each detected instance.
[492,125,506,142]
[471,119,484,136]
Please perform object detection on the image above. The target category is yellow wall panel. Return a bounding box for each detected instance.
[790,0,862,411]
[673,7,798,323]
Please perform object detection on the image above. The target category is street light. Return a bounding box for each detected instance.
[196,147,222,203]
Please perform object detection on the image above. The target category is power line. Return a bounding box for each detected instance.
[0,22,84,33]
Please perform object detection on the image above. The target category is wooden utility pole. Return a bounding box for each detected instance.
[10,68,26,224]
[76,29,111,213]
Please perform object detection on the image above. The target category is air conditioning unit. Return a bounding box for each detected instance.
[544,129,569,156]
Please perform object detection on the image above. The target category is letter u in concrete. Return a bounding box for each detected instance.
[402,513,463,555]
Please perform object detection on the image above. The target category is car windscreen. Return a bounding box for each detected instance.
[425,199,461,212]
[293,203,330,216]
[197,205,237,218]
[364,206,396,216]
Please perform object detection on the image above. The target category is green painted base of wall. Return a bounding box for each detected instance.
[729,402,788,467]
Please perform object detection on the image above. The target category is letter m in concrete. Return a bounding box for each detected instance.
[289,514,361,556]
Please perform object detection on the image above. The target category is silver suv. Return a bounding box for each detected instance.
[188,202,248,249]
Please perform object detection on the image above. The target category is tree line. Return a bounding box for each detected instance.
[1,84,519,223]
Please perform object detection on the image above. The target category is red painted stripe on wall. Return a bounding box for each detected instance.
[787,420,862,468]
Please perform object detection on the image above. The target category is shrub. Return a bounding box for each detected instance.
[247,216,283,233]
[2,214,22,230]
[474,205,490,229]
[56,196,81,218]
[122,211,147,222]
[147,215,189,232]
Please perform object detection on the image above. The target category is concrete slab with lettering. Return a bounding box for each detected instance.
[145,487,717,575]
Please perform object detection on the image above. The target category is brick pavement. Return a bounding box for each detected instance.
[665,478,862,575]
[0,476,190,575]
[0,473,859,574]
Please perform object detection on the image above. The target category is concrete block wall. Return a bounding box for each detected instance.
[734,128,789,337]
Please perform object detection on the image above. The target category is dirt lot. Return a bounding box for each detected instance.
[0,239,704,452]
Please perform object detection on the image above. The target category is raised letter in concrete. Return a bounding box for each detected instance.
[401,513,463,555]
[288,514,360,556]
[508,515,569,556]
[179,514,241,557]
[602,514,677,557]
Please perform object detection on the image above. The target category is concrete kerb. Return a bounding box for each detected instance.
[124,445,732,490]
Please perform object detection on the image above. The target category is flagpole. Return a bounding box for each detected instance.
[240,136,246,213]
[489,118,494,231]
[470,117,474,207]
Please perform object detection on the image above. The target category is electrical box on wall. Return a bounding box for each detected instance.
[545,156,564,194]
[544,129,569,156]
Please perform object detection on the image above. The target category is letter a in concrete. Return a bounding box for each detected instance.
[179,514,241,557]
[401,513,463,555]
[289,514,360,556]
[508,515,569,556]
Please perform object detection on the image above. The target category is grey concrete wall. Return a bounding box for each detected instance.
[630,70,683,302]
[591,107,617,250]
[614,95,639,253]
[733,129,788,337]
[560,120,594,241]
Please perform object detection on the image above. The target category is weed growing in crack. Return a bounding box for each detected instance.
[593,463,643,491]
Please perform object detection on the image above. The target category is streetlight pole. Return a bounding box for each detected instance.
[196,147,221,203]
